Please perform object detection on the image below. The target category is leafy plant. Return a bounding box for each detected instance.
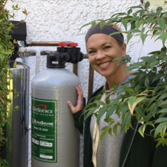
[84,1,167,146]
[0,1,14,166]
[0,1,28,166]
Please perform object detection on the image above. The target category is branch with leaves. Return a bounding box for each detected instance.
[84,1,167,146]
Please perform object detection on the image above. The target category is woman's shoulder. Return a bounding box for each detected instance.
[88,85,104,102]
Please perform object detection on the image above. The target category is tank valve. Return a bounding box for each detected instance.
[47,43,83,68]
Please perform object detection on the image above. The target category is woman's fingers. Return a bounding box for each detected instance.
[67,101,76,113]
[67,85,84,114]
[76,85,84,109]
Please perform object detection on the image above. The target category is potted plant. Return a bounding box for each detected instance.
[84,1,167,146]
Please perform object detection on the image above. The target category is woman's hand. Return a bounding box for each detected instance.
[67,85,84,114]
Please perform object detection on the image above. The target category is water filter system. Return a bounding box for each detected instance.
[31,43,83,167]
[4,20,89,167]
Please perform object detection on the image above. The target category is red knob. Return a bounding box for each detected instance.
[70,43,78,47]
[59,42,68,47]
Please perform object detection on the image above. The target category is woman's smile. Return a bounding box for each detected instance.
[98,61,111,69]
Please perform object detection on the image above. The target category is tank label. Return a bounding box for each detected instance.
[32,97,57,163]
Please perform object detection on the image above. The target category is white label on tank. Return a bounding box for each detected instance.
[31,97,57,163]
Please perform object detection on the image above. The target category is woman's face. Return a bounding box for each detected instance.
[86,33,126,79]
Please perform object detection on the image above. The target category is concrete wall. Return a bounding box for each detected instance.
[6,0,163,167]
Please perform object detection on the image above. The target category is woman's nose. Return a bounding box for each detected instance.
[96,51,105,60]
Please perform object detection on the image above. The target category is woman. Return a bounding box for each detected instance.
[67,24,167,167]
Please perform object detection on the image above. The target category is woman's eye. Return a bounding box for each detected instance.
[88,50,95,54]
[104,46,111,50]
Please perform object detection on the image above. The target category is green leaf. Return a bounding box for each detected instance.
[135,107,146,118]
[157,18,166,31]
[131,21,136,29]
[135,20,143,29]
[156,136,167,147]
[97,106,107,123]
[121,19,129,30]
[129,29,141,34]
[121,112,131,132]
[158,108,167,114]
[158,93,167,100]
[116,105,129,114]
[109,31,123,37]
[127,96,137,114]
[160,125,167,138]
[112,57,123,62]
[106,105,116,119]
[155,118,167,124]
[138,124,146,137]
[100,128,108,141]
[114,12,127,16]
[150,61,158,71]
[12,4,20,10]
[127,33,133,43]
[125,87,135,94]
[129,5,143,10]
[156,7,163,13]
[148,50,161,55]
[155,33,167,46]
[124,62,143,72]
[144,1,150,9]
[158,100,167,107]
[94,100,105,106]
[113,123,120,136]
[152,74,164,83]
[22,9,29,15]
[84,107,96,121]
[127,96,146,114]
[104,117,115,125]
[144,77,149,88]
[127,8,133,15]
[140,33,147,44]
[154,122,167,138]
[139,10,145,17]
[108,127,112,136]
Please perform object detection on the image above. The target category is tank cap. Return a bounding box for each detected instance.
[59,42,68,47]
[70,43,78,47]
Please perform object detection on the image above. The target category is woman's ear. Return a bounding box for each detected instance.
[121,43,127,58]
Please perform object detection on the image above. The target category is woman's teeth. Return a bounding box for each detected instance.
[99,62,110,68]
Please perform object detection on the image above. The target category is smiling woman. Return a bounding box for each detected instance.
[67,22,167,167]
[86,24,129,90]
[68,23,133,167]
[67,24,131,167]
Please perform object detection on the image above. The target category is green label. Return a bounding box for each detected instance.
[31,97,57,163]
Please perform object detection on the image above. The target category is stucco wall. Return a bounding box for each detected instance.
[7,0,162,98]
[7,0,145,97]
[6,0,163,167]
